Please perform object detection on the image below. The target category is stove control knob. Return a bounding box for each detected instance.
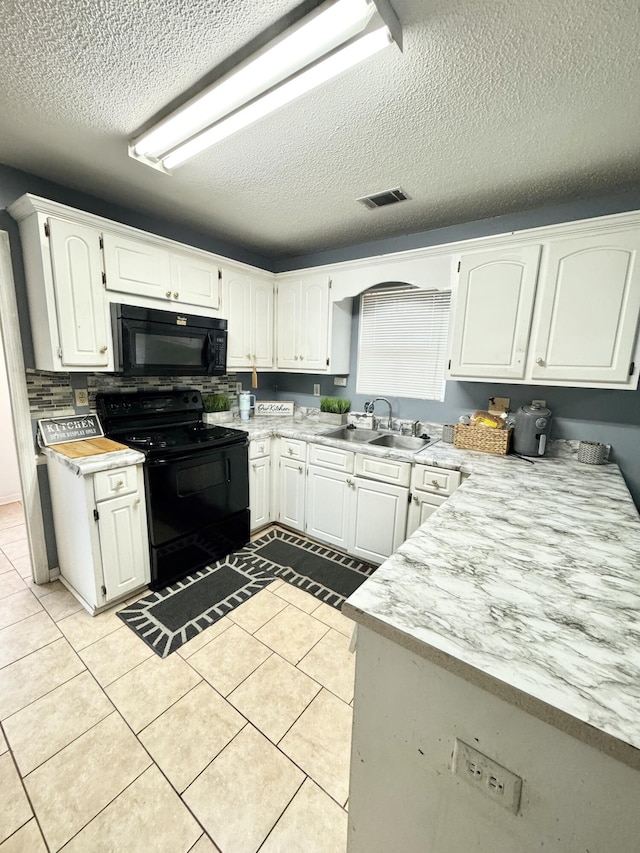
[183,396,189,404]
[192,395,198,403]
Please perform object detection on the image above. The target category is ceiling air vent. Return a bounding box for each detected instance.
[357,187,409,210]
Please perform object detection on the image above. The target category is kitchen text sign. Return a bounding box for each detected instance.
[38,414,104,446]
[255,401,295,416]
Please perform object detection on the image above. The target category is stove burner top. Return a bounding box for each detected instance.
[118,422,246,456]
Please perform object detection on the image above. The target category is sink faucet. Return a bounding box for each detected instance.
[365,398,393,430]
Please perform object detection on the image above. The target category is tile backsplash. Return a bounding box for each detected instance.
[26,370,238,417]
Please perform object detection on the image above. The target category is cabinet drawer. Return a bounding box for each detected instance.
[279,438,307,461]
[412,464,461,496]
[309,443,354,473]
[250,437,271,459]
[355,454,411,488]
[94,466,139,502]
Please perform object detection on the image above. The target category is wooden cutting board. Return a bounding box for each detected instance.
[49,437,130,459]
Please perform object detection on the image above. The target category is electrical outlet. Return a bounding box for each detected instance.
[334,377,347,386]
[236,382,243,393]
[313,384,320,396]
[452,739,522,814]
[74,389,88,408]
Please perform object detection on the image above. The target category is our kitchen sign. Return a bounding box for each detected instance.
[38,414,104,446]
[254,401,294,416]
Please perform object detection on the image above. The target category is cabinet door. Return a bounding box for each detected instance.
[349,478,408,565]
[102,232,171,301]
[97,493,149,601]
[300,275,330,370]
[170,252,220,309]
[251,276,274,368]
[224,270,252,368]
[276,280,300,369]
[531,232,640,384]
[278,457,306,532]
[249,455,271,532]
[305,465,351,551]
[406,493,447,538]
[48,218,111,367]
[449,245,541,379]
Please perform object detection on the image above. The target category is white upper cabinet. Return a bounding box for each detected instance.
[102,232,170,300]
[12,209,113,372]
[276,273,352,373]
[448,245,541,380]
[103,233,221,310]
[48,218,112,369]
[448,226,640,389]
[223,268,274,370]
[530,232,640,385]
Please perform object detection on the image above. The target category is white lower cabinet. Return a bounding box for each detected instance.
[277,439,307,532]
[305,445,411,565]
[306,466,353,551]
[249,438,272,532]
[349,476,409,564]
[46,455,150,614]
[406,463,461,539]
[406,492,448,538]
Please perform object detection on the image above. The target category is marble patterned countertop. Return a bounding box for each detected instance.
[42,445,145,475]
[344,444,640,766]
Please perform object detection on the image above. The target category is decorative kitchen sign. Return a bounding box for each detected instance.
[254,401,295,416]
[38,414,104,446]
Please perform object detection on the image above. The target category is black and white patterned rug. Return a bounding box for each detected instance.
[117,529,376,658]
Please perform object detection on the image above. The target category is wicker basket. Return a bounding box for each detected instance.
[454,423,512,455]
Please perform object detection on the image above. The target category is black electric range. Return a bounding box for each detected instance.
[96,389,250,590]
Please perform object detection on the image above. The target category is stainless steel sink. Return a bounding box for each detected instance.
[323,427,382,443]
[368,434,432,451]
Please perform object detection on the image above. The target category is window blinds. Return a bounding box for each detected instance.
[356,285,451,401]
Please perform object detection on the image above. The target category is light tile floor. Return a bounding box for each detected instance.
[0,503,354,852]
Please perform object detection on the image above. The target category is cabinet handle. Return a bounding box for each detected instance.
[99,345,107,354]
[114,480,124,489]
[288,448,294,455]
[252,463,257,470]
[431,479,440,488]
[166,290,172,298]
[294,355,299,360]
[536,357,545,366]
[346,478,354,487]
[413,495,419,503]
[134,497,140,505]
[298,465,304,472]
[173,292,179,299]
[299,354,304,361]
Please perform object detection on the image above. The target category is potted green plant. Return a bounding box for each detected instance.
[202,393,231,423]
[319,396,351,425]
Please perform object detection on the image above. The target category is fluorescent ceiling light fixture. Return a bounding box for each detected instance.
[130,0,401,172]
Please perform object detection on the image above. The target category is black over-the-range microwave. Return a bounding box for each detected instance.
[111,304,228,376]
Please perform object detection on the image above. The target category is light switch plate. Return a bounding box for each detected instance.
[313,384,320,396]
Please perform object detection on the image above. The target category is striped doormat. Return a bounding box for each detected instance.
[117,528,376,658]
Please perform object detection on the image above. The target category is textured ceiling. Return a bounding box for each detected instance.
[1,0,639,259]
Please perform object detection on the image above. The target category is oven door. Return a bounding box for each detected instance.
[118,316,227,376]
[144,442,249,548]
